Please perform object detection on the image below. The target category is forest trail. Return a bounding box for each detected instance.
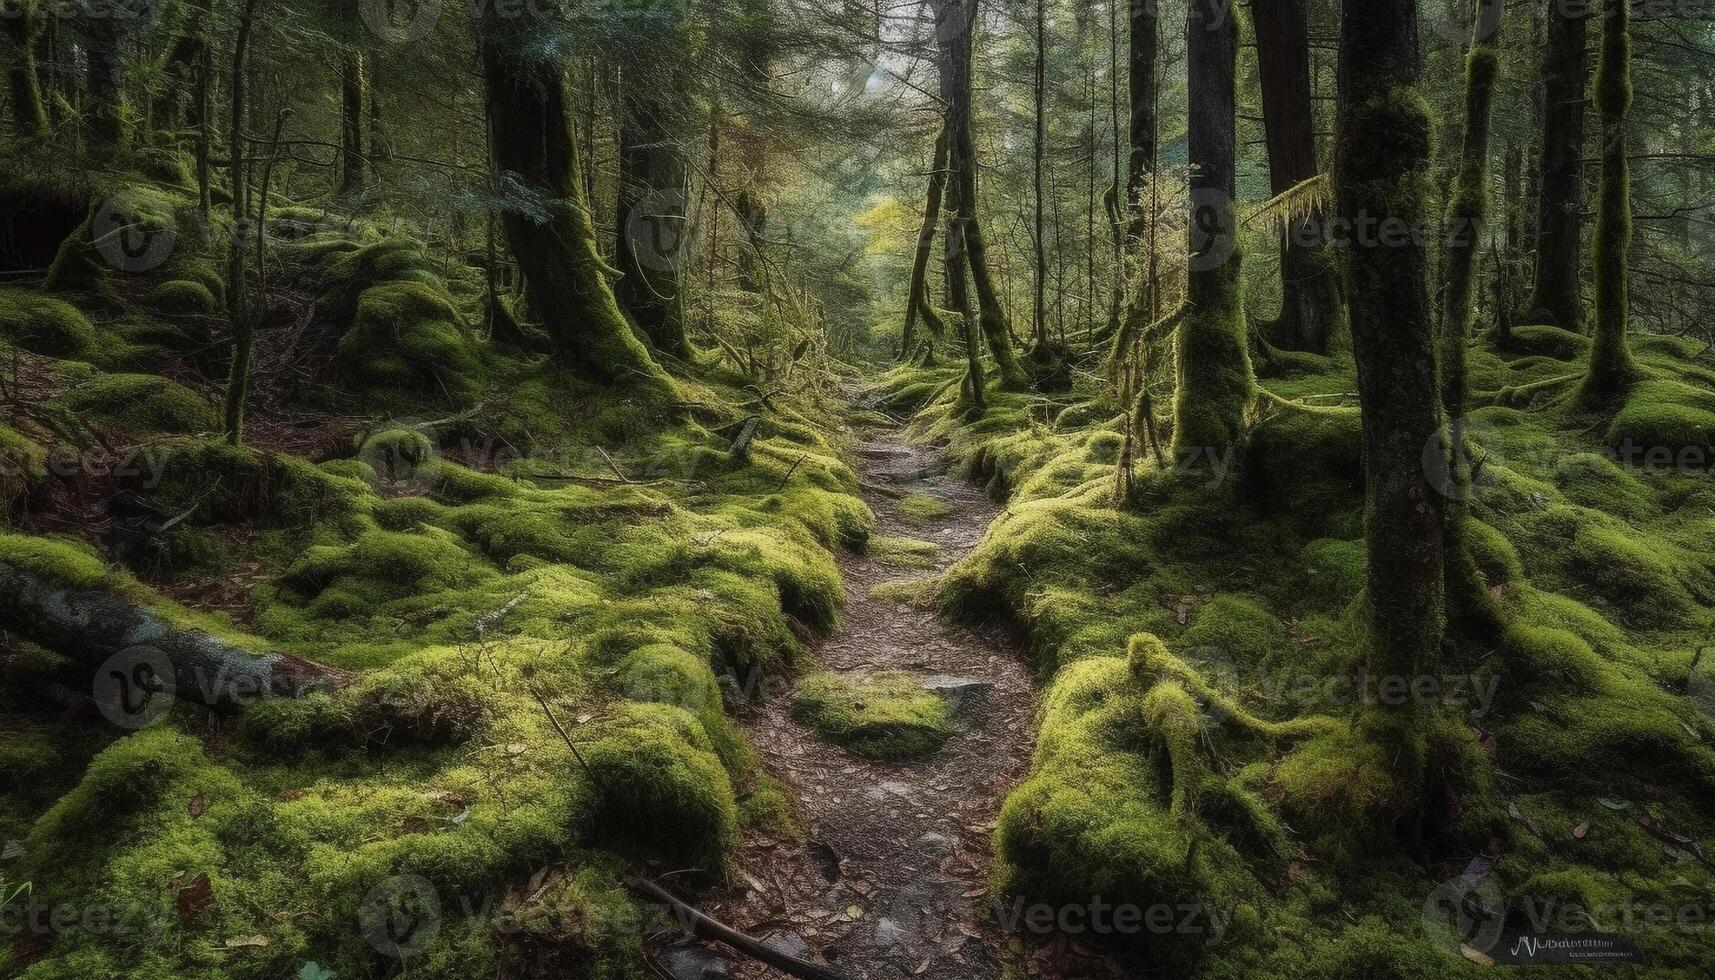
[672,420,1039,980]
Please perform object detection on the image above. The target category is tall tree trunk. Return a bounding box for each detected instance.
[733,0,775,294]
[936,0,1027,391]
[339,49,366,195]
[1031,0,1048,351]
[194,0,212,216]
[222,0,263,446]
[901,127,949,361]
[1579,0,1636,408]
[1172,0,1252,459]
[1440,0,1505,643]
[80,18,125,158]
[615,75,692,362]
[1251,0,1342,352]
[1336,0,1444,794]
[1526,2,1588,332]
[477,7,663,385]
[1124,0,1158,247]
[2,7,49,136]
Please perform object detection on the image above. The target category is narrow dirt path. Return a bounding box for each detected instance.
[663,423,1038,980]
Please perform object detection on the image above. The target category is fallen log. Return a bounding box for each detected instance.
[0,547,340,716]
[629,877,847,980]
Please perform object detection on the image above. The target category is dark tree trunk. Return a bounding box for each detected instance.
[194,0,212,215]
[901,127,949,360]
[477,7,663,385]
[936,0,1027,391]
[80,18,126,157]
[1172,0,1252,459]
[2,8,48,136]
[1336,0,1445,783]
[339,50,366,195]
[1440,0,1506,643]
[1124,0,1158,246]
[1527,2,1587,332]
[1031,0,1048,351]
[733,0,775,294]
[615,77,692,362]
[222,0,263,446]
[1251,0,1342,352]
[1579,0,1636,407]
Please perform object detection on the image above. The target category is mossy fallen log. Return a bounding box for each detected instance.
[0,534,339,716]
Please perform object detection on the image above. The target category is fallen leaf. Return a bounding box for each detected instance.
[223,935,270,949]
[188,793,207,819]
[177,872,213,928]
[1573,822,1589,839]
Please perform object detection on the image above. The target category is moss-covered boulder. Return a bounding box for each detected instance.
[339,282,483,408]
[791,671,951,759]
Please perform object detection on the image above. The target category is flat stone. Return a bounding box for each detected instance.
[916,831,955,857]
[660,945,731,980]
[863,780,913,801]
[920,675,992,727]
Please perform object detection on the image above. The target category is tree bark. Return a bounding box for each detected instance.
[1172,0,1252,459]
[1579,0,1636,407]
[1031,0,1048,351]
[2,6,49,137]
[477,7,664,385]
[1125,0,1158,247]
[1527,2,1588,331]
[935,0,1027,391]
[615,74,692,362]
[901,127,949,360]
[1336,0,1445,784]
[339,49,366,195]
[78,17,126,158]
[1251,0,1342,352]
[222,0,263,446]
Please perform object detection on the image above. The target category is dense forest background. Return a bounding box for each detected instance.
[3,0,1715,978]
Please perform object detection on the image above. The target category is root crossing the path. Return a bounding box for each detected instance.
[663,425,1039,980]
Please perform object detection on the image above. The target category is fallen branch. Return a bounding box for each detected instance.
[628,877,847,980]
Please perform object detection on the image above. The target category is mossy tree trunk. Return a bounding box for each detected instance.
[616,79,692,362]
[2,4,49,137]
[77,16,126,158]
[732,0,775,295]
[222,0,263,446]
[338,49,365,196]
[1030,0,1048,354]
[1171,0,1253,460]
[477,8,664,386]
[900,127,949,361]
[1578,0,1637,409]
[1124,0,1157,248]
[1440,0,1506,642]
[1526,2,1587,332]
[936,0,1028,392]
[1336,0,1445,791]
[1252,0,1342,353]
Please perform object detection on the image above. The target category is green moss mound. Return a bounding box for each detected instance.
[0,288,97,360]
[339,282,483,408]
[57,372,218,434]
[792,671,951,759]
[147,278,219,316]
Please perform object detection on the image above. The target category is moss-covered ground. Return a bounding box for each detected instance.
[870,332,1715,977]
[0,177,873,979]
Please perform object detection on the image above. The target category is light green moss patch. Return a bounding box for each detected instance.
[792,671,951,759]
[897,491,952,522]
[868,534,939,568]
[57,372,218,434]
